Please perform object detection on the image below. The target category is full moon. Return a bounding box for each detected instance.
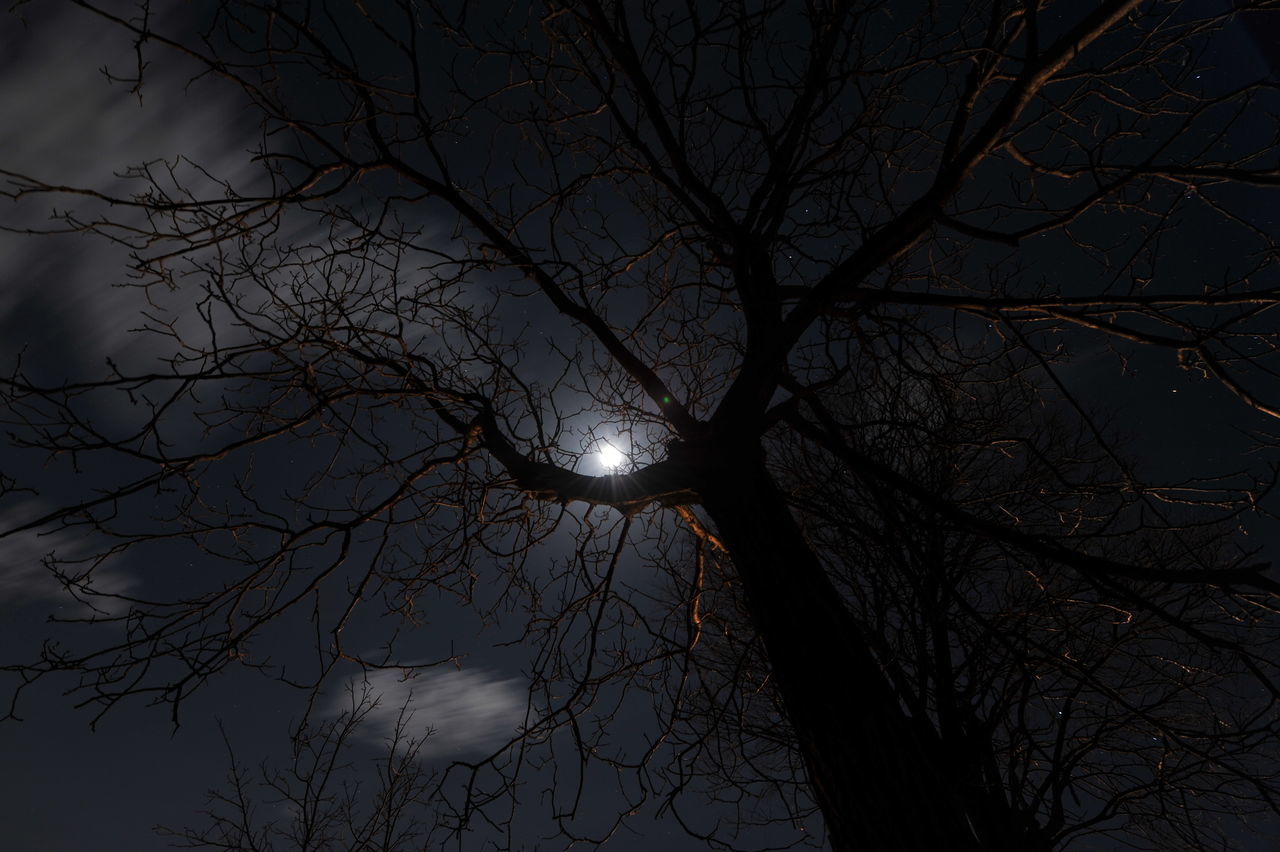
[597,444,625,472]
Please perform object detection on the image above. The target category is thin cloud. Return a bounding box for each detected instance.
[334,667,526,760]
[0,500,138,609]
[0,2,260,374]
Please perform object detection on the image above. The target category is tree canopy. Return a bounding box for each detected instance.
[3,1,1280,849]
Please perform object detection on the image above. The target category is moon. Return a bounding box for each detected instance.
[597,443,625,472]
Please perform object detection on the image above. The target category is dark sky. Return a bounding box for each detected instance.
[0,6,568,850]
[2,3,1278,851]
[0,7,756,849]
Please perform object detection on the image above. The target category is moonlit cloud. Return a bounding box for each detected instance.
[0,525,75,603]
[332,667,526,760]
[0,501,138,608]
[0,2,259,375]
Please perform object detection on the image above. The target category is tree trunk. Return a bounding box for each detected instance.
[693,451,1037,851]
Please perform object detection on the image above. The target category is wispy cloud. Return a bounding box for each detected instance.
[0,2,259,375]
[333,667,526,760]
[0,500,138,608]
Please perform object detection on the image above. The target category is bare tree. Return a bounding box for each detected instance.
[3,1,1280,849]
[160,684,438,851]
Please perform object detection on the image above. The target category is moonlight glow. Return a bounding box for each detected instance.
[597,444,625,472]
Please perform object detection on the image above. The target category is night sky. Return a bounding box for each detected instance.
[0,7,563,850]
[2,2,1279,851]
[0,6,758,849]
